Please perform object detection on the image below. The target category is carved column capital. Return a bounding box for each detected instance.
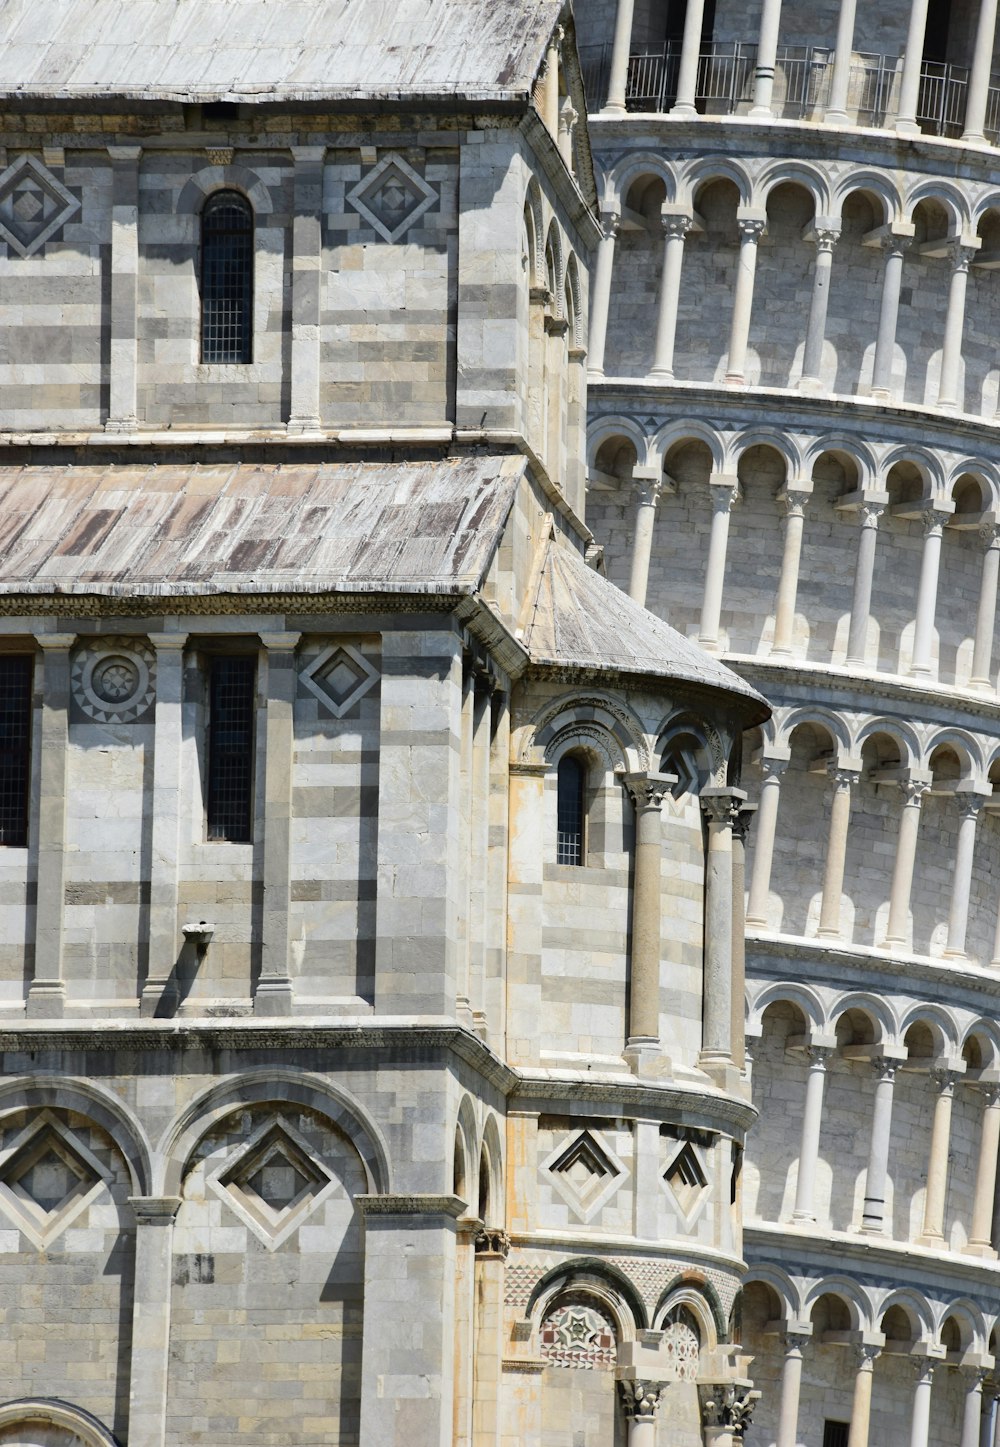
[737,217,766,243]
[599,208,621,241]
[828,766,859,793]
[949,240,979,273]
[900,777,931,807]
[855,1341,881,1371]
[617,1379,664,1420]
[625,771,674,811]
[701,786,747,828]
[919,507,951,538]
[929,1067,960,1096]
[881,232,914,258]
[661,211,694,240]
[912,1358,936,1386]
[781,488,810,519]
[699,1383,760,1435]
[813,226,841,253]
[709,481,741,515]
[474,1227,511,1259]
[733,802,757,846]
[979,521,1000,550]
[784,1330,812,1355]
[873,1056,898,1084]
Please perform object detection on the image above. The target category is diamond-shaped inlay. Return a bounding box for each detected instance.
[301,643,379,718]
[0,1111,110,1248]
[347,153,437,243]
[0,155,80,258]
[542,1129,627,1223]
[210,1117,337,1250]
[663,1141,709,1218]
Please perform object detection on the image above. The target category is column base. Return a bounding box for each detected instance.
[600,103,628,117]
[916,1230,944,1248]
[963,1241,998,1259]
[25,981,66,1018]
[824,108,850,125]
[962,130,989,146]
[748,104,774,118]
[797,374,824,394]
[969,678,995,693]
[894,117,921,136]
[936,396,958,411]
[791,1208,817,1224]
[624,1039,671,1078]
[253,979,294,1016]
[140,977,177,1017]
[286,416,322,436]
[942,947,969,960]
[699,1052,741,1093]
[697,635,723,654]
[816,926,844,940]
[860,1219,887,1235]
[647,366,675,381]
[723,372,746,386]
[104,415,138,434]
[587,366,606,381]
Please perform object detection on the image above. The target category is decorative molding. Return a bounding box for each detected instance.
[0,154,80,258]
[300,642,379,717]
[71,635,155,724]
[347,152,437,243]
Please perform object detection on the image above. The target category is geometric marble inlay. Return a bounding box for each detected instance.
[542,1129,627,1223]
[210,1116,338,1250]
[347,152,437,243]
[300,643,379,718]
[0,1111,110,1249]
[71,636,155,724]
[540,1300,618,1370]
[663,1141,708,1219]
[0,155,80,258]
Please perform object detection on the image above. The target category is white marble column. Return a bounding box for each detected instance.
[127,1196,182,1447]
[746,759,788,927]
[848,1344,882,1447]
[776,1331,811,1447]
[911,509,950,677]
[27,634,76,1018]
[725,216,766,384]
[629,478,662,606]
[799,227,840,389]
[731,804,755,1071]
[557,101,578,168]
[700,788,746,1078]
[962,1370,990,1447]
[846,502,885,666]
[871,234,914,398]
[749,0,785,117]
[908,1360,935,1447]
[624,773,672,1061]
[792,1046,832,1221]
[771,487,810,656]
[883,779,929,947]
[980,1381,999,1447]
[962,0,1000,144]
[861,1057,898,1231]
[287,145,325,434]
[588,209,620,378]
[918,1069,959,1244]
[972,523,1000,689]
[650,211,693,379]
[618,1381,664,1446]
[106,145,142,433]
[255,631,301,1016]
[945,795,984,958]
[670,0,707,116]
[698,476,740,650]
[967,1084,1000,1257]
[894,0,932,134]
[817,768,857,937]
[937,242,979,410]
[542,28,562,135]
[604,0,636,112]
[825,0,860,123]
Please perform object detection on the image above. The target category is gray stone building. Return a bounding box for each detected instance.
[0,4,771,1447]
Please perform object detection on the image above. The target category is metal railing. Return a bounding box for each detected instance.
[578,38,1000,146]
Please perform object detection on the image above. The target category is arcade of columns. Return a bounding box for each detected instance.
[581,0,1000,1440]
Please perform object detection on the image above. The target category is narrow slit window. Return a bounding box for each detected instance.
[200,191,254,364]
[0,656,32,847]
[822,1423,849,1447]
[207,656,256,842]
[556,753,586,865]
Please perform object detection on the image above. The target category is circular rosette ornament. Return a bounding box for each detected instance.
[72,637,156,723]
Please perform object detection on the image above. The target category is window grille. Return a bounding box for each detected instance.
[200,191,253,364]
[823,1422,849,1447]
[556,754,586,865]
[207,656,256,842]
[0,656,32,847]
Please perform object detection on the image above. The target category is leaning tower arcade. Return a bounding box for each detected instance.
[578,0,1000,1442]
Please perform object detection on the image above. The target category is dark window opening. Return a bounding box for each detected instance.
[823,1422,849,1447]
[556,753,586,865]
[203,100,240,121]
[200,191,253,364]
[0,656,32,847]
[207,656,256,842]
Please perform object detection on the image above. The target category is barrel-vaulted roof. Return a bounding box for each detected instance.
[0,0,564,103]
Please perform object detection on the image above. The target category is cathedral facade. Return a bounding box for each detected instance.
[0,4,766,1447]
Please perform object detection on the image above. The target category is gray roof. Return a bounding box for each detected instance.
[524,540,769,716]
[0,0,562,102]
[0,456,524,597]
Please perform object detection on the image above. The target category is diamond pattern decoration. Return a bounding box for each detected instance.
[210,1116,338,1250]
[663,1141,709,1219]
[0,1111,109,1249]
[540,1300,618,1370]
[542,1129,627,1223]
[0,155,80,258]
[347,153,437,243]
[301,643,379,718]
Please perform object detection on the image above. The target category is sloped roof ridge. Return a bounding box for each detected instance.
[0,0,563,102]
[524,538,768,715]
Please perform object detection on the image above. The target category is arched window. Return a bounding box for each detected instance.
[200,191,253,364]
[556,753,586,865]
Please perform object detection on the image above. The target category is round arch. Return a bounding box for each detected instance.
[832,170,901,226]
[754,161,831,215]
[527,1257,648,1336]
[852,716,923,772]
[828,990,898,1045]
[653,1274,727,1344]
[902,178,971,230]
[0,1401,120,1447]
[746,980,824,1036]
[0,1076,152,1197]
[651,418,726,474]
[802,1275,870,1331]
[675,155,753,209]
[159,1067,392,1197]
[608,153,676,209]
[175,165,274,221]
